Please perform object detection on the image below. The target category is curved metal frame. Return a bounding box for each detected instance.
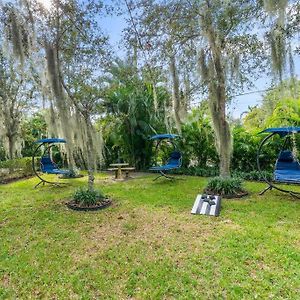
[32,142,66,188]
[257,132,300,198]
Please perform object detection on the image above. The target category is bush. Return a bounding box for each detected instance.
[179,107,218,168]
[0,157,34,177]
[233,170,273,182]
[174,166,219,177]
[205,176,246,196]
[73,188,105,207]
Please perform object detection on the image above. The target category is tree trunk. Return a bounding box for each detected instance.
[85,117,95,191]
[183,71,190,119]
[7,134,15,174]
[208,97,231,177]
[201,2,232,177]
[169,52,182,134]
[7,135,15,160]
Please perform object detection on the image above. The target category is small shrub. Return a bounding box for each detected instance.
[73,187,105,207]
[205,176,246,196]
[0,157,34,177]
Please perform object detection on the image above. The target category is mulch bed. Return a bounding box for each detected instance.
[59,174,85,179]
[66,198,112,211]
[204,189,248,199]
[0,175,34,184]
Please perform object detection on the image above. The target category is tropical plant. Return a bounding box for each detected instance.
[101,60,169,170]
[205,176,245,196]
[73,187,105,207]
[180,106,218,168]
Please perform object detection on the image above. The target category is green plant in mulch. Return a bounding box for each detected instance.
[67,187,111,211]
[205,176,248,198]
[74,188,105,206]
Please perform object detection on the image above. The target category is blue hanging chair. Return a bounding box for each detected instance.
[149,134,182,180]
[257,127,300,197]
[40,156,70,175]
[32,138,70,188]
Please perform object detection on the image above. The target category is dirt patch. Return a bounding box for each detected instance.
[71,207,223,265]
[1,274,11,288]
[0,218,9,228]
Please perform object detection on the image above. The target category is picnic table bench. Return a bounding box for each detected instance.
[108,163,135,179]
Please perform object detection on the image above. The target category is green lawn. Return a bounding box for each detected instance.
[0,174,299,299]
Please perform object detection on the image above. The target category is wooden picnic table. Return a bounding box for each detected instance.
[109,163,129,179]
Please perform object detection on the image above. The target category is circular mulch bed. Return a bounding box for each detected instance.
[204,189,248,199]
[59,174,85,179]
[66,198,112,211]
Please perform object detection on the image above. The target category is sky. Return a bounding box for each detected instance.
[99,9,300,119]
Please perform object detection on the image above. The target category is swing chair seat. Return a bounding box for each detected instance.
[149,151,182,171]
[41,156,70,175]
[149,164,180,171]
[42,168,70,175]
[274,150,300,183]
[149,150,182,181]
[275,170,300,183]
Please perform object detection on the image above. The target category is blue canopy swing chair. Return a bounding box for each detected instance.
[32,138,71,188]
[257,127,300,198]
[149,134,182,180]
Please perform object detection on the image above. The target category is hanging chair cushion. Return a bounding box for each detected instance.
[43,168,70,175]
[274,150,300,182]
[278,150,294,162]
[275,169,300,182]
[41,156,70,175]
[149,151,182,171]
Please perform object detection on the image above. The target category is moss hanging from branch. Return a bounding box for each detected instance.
[269,27,286,81]
[44,42,76,168]
[264,0,289,82]
[3,6,31,66]
[263,0,288,14]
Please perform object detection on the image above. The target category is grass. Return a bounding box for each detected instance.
[0,173,299,299]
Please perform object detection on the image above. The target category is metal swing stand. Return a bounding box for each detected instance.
[257,128,300,199]
[153,171,177,181]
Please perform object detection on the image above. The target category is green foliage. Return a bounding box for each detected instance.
[73,187,105,207]
[174,166,219,177]
[21,113,47,157]
[101,60,169,170]
[244,79,300,132]
[233,170,273,181]
[0,157,33,177]
[179,106,218,168]
[206,176,245,196]
[232,126,262,172]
